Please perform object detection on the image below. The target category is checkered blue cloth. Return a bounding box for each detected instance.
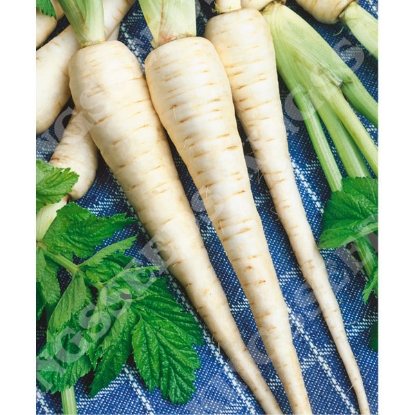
[36,0,378,413]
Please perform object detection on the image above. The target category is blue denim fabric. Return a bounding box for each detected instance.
[36,0,378,413]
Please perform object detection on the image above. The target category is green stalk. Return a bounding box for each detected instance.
[341,77,378,128]
[340,2,378,59]
[41,248,81,275]
[354,236,377,284]
[262,2,378,123]
[290,85,343,191]
[262,2,378,176]
[61,387,78,415]
[37,200,79,414]
[57,0,105,47]
[326,86,378,176]
[262,1,378,286]
[292,55,378,176]
[139,0,196,47]
[314,97,371,178]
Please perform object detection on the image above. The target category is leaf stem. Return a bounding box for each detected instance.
[41,248,80,276]
[341,78,378,128]
[291,85,343,191]
[316,102,371,178]
[354,236,377,282]
[61,386,78,414]
[327,88,378,176]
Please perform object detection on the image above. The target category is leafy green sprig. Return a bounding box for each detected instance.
[318,177,378,350]
[36,160,203,407]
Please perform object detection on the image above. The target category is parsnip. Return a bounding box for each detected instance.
[205,3,371,413]
[40,26,119,205]
[49,109,98,201]
[140,1,311,411]
[36,0,134,135]
[62,1,282,412]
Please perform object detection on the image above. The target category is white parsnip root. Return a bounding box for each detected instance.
[206,2,370,414]
[36,0,134,135]
[145,35,310,414]
[68,39,282,415]
[49,108,98,201]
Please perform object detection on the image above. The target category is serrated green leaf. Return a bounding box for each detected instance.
[36,0,57,18]
[37,345,92,393]
[85,291,114,367]
[319,177,378,248]
[43,203,135,259]
[114,268,163,300]
[84,253,136,284]
[48,274,89,335]
[37,247,61,309]
[132,314,201,404]
[80,236,136,269]
[36,160,78,212]
[138,296,203,346]
[131,318,160,391]
[89,306,137,397]
[130,276,203,404]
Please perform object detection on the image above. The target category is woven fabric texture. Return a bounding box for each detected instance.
[36,0,378,414]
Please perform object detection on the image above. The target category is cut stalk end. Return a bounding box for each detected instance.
[138,0,196,48]
[57,0,105,47]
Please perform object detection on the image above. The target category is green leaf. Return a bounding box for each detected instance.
[36,282,46,321]
[131,278,203,404]
[84,253,136,284]
[36,160,78,213]
[132,314,201,403]
[43,203,135,259]
[84,290,114,366]
[36,0,57,18]
[363,265,378,303]
[36,189,201,403]
[37,247,61,308]
[80,237,136,269]
[47,274,89,336]
[369,321,378,352]
[319,177,378,249]
[37,346,92,394]
[89,306,137,396]
[139,295,204,346]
